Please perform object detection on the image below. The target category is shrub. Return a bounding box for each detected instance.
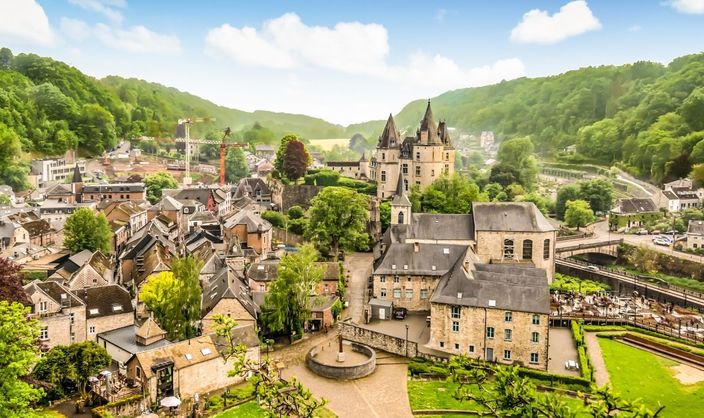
[517,368,591,390]
[262,210,287,228]
[287,217,308,235]
[288,205,305,219]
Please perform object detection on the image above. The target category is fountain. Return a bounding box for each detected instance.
[306,329,376,380]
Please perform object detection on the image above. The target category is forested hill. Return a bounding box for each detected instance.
[0,47,349,189]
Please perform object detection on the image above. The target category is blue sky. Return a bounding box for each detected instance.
[1,0,704,125]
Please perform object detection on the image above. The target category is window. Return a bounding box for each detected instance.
[382,153,386,161]
[420,289,429,299]
[393,289,401,298]
[451,306,461,319]
[40,327,48,340]
[380,276,386,283]
[398,211,404,224]
[404,179,408,191]
[452,321,460,332]
[543,239,551,259]
[89,326,96,334]
[531,332,540,343]
[402,163,408,174]
[431,169,435,177]
[405,289,413,299]
[381,171,386,182]
[70,313,74,324]
[503,350,511,360]
[532,314,540,325]
[444,164,449,174]
[445,152,449,161]
[416,152,420,160]
[39,301,47,312]
[469,345,475,354]
[504,329,512,341]
[486,327,494,338]
[439,341,444,348]
[522,239,533,260]
[505,311,513,322]
[530,353,539,364]
[394,275,400,283]
[136,366,142,379]
[415,166,421,177]
[503,239,514,259]
[455,343,460,350]
[380,288,387,298]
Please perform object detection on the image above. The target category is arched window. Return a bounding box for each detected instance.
[522,239,533,260]
[543,239,551,259]
[503,239,514,259]
[398,211,405,224]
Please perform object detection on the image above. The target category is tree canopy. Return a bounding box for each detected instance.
[564,199,595,230]
[0,258,30,306]
[282,139,310,181]
[63,208,112,254]
[144,172,178,204]
[306,187,369,257]
[420,174,487,214]
[224,146,249,184]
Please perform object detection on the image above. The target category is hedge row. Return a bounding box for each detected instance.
[571,320,594,382]
[584,324,704,351]
[92,394,143,418]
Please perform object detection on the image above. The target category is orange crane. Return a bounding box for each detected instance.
[174,121,247,186]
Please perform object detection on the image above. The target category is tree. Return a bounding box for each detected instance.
[33,342,111,398]
[70,341,111,396]
[0,123,29,191]
[63,208,112,254]
[420,174,486,214]
[349,133,368,154]
[282,139,310,181]
[144,172,178,204]
[306,187,369,258]
[0,193,11,206]
[578,179,615,214]
[488,163,520,188]
[0,301,43,417]
[139,256,203,341]
[496,137,538,189]
[224,147,249,184]
[213,314,326,417]
[483,183,504,201]
[564,199,595,230]
[556,184,581,220]
[0,47,12,69]
[379,201,391,230]
[692,163,704,187]
[275,134,299,174]
[449,356,663,417]
[0,258,30,306]
[287,205,305,220]
[262,245,324,339]
[76,104,117,154]
[680,87,704,131]
[626,246,658,274]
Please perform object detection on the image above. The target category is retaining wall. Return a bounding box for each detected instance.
[306,342,376,380]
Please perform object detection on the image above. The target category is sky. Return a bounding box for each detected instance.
[1,0,704,126]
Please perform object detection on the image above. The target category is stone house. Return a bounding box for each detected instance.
[201,268,257,334]
[24,280,86,349]
[82,183,147,203]
[223,210,272,258]
[50,250,113,289]
[97,317,171,368]
[101,200,148,236]
[232,178,273,206]
[609,198,661,231]
[45,183,77,204]
[125,331,259,404]
[686,220,704,251]
[309,295,339,331]
[147,195,187,233]
[245,256,281,292]
[75,284,134,341]
[165,187,230,217]
[654,178,704,212]
[428,260,550,370]
[325,154,370,180]
[119,233,174,289]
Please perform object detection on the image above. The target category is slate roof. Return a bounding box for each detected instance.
[374,243,470,276]
[233,178,272,199]
[418,101,441,145]
[377,114,400,148]
[170,187,226,205]
[472,202,554,232]
[438,121,452,147]
[149,195,183,212]
[430,258,550,314]
[25,280,84,310]
[131,335,221,378]
[664,178,694,190]
[391,172,411,207]
[246,257,280,282]
[98,324,171,355]
[22,219,54,237]
[82,183,145,193]
[688,220,704,236]
[74,284,133,318]
[224,210,272,232]
[45,183,74,196]
[72,164,83,183]
[189,211,219,224]
[615,198,658,214]
[201,267,258,318]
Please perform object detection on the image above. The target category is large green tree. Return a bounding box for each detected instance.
[76,103,117,154]
[564,199,595,230]
[262,245,324,339]
[139,256,203,341]
[306,187,369,257]
[275,134,299,174]
[420,174,486,214]
[0,301,43,417]
[144,172,178,204]
[224,146,249,184]
[496,137,538,189]
[0,122,29,190]
[34,342,111,397]
[63,208,112,254]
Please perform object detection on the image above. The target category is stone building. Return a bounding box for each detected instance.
[370,101,455,199]
[24,280,86,349]
[223,209,272,258]
[686,220,704,251]
[325,154,370,180]
[82,183,147,203]
[75,284,134,341]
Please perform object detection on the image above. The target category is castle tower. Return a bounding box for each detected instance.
[71,163,83,203]
[374,114,402,199]
[391,171,411,225]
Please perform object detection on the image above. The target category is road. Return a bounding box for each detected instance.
[557,220,704,264]
[344,252,373,323]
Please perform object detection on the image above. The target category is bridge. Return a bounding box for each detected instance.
[555,239,623,258]
[555,258,704,311]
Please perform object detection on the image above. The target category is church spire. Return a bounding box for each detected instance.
[391,171,411,207]
[71,163,83,184]
[419,100,440,144]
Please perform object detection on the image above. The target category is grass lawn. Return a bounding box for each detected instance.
[37,410,66,418]
[599,337,704,416]
[214,401,337,418]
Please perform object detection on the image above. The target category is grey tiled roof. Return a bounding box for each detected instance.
[98,325,171,355]
[616,198,658,214]
[688,220,704,235]
[472,202,554,232]
[74,284,134,319]
[374,243,469,276]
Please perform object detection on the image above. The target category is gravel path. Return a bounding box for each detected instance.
[584,332,610,386]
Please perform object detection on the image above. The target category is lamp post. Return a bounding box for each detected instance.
[405,324,409,357]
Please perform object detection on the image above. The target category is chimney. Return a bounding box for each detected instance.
[413,242,420,253]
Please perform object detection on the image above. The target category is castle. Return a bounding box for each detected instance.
[326,101,455,199]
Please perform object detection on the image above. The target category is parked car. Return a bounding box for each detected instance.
[393,307,407,320]
[654,238,670,246]
[586,265,600,272]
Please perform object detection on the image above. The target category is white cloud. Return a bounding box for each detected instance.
[94,23,181,54]
[669,0,704,14]
[206,13,388,76]
[61,17,91,41]
[510,1,601,44]
[204,12,523,93]
[68,0,125,23]
[0,0,54,45]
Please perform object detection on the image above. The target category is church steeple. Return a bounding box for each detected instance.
[378,113,400,148]
[71,163,83,184]
[391,171,411,225]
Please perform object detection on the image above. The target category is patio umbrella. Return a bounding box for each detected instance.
[160,396,181,408]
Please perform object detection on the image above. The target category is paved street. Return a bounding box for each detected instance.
[344,252,374,323]
[547,328,580,377]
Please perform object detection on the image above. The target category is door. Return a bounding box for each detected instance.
[379,308,386,320]
[486,348,494,362]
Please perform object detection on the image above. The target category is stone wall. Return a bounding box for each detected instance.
[272,227,304,246]
[340,321,418,357]
[92,394,148,418]
[269,179,323,211]
[305,342,376,380]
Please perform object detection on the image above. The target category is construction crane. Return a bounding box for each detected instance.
[174,120,247,186]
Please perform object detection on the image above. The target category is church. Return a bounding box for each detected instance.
[370,101,455,199]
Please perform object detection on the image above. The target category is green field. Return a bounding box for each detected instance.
[598,338,704,417]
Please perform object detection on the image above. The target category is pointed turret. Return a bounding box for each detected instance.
[377,114,400,148]
[359,152,367,162]
[71,164,83,183]
[391,171,411,225]
[438,121,452,147]
[419,100,440,144]
[391,171,411,207]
